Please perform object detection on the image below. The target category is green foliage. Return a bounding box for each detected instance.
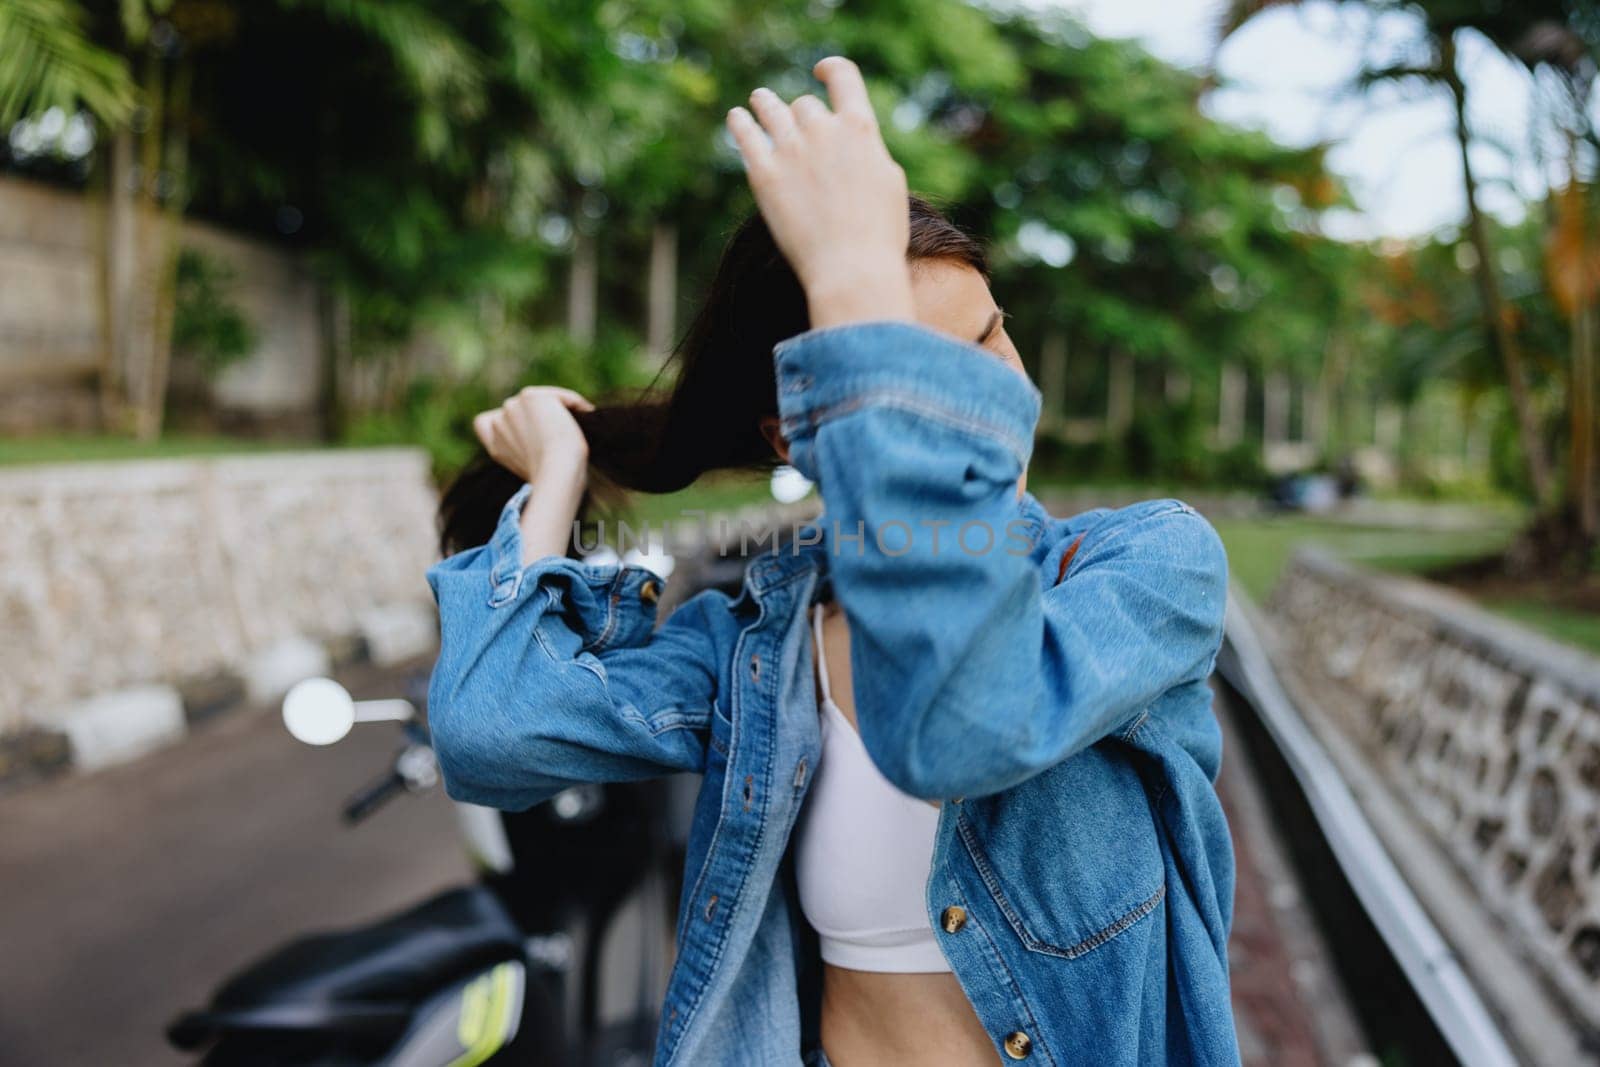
[0,0,136,127]
[278,0,486,159]
[1209,511,1519,602]
[343,327,646,482]
[171,247,256,374]
[1030,419,1267,490]
[21,0,1564,498]
[1370,214,1572,496]
[342,376,491,479]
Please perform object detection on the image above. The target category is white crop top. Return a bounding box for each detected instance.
[794,604,950,973]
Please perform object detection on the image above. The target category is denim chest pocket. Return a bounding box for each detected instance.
[956,743,1166,959]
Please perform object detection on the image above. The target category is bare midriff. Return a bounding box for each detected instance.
[820,965,997,1065]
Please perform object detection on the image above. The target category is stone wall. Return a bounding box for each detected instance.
[0,448,440,734]
[1269,551,1600,1030]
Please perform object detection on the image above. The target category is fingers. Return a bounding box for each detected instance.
[747,86,797,143]
[525,385,595,413]
[559,390,596,413]
[726,106,773,174]
[737,62,869,150]
[479,386,590,450]
[473,410,501,453]
[813,56,874,122]
[790,93,830,128]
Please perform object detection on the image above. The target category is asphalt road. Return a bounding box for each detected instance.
[0,658,471,1067]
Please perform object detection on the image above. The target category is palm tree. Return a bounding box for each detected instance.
[1495,16,1599,538]
[1219,0,1558,503]
[3,0,492,439]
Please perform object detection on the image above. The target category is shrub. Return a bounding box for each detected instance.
[172,248,257,375]
[343,326,648,483]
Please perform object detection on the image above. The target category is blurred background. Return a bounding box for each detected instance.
[1,1,1597,1065]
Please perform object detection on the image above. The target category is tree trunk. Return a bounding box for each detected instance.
[646,222,677,361]
[1465,400,1489,475]
[98,127,137,431]
[133,58,191,442]
[1263,371,1289,448]
[1573,298,1597,536]
[319,286,351,442]
[1106,351,1133,436]
[1039,331,1067,424]
[1559,119,1598,539]
[1217,363,1246,447]
[1312,333,1344,459]
[120,47,167,440]
[567,228,598,347]
[1164,368,1191,406]
[1375,400,1401,455]
[1442,34,1552,501]
[1302,378,1326,457]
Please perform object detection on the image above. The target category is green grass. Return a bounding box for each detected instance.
[0,433,325,466]
[1209,513,1600,657]
[613,473,777,531]
[1208,515,1519,603]
[1473,599,1600,656]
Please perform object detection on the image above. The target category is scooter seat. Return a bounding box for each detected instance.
[168,885,523,1050]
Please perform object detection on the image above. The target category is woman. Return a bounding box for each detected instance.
[427,57,1237,1067]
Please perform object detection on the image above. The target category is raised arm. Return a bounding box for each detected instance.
[774,322,1227,800]
[725,58,1226,800]
[426,509,723,811]
[425,386,723,811]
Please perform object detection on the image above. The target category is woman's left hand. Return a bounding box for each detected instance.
[726,57,916,329]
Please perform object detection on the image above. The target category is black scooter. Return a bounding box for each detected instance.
[166,664,695,1067]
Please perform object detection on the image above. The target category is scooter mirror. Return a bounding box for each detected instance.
[282,677,356,746]
[770,464,813,504]
[623,538,676,579]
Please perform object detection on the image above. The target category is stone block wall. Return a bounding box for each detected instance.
[1269,551,1600,1030]
[0,448,440,733]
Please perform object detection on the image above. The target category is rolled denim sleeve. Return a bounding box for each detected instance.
[424,486,720,811]
[774,321,1226,799]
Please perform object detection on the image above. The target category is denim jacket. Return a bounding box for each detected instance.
[425,322,1238,1066]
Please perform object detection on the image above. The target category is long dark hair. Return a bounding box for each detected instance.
[437,195,986,557]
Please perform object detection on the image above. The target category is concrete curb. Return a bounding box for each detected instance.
[2,603,434,794]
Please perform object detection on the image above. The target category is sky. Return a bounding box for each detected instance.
[1055,0,1566,241]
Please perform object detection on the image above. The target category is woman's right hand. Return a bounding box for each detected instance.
[725,56,915,329]
[475,387,596,567]
[473,386,594,488]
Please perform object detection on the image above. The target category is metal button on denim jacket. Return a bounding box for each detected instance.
[426,321,1239,1066]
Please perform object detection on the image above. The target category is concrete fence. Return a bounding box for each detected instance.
[0,448,441,768]
[0,174,328,433]
[1268,551,1600,1034]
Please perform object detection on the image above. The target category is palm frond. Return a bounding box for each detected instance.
[1215,0,1301,41]
[277,0,486,161]
[0,0,136,128]
[278,0,485,117]
[1351,62,1444,90]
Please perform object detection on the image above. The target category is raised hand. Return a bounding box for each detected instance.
[473,385,594,488]
[726,56,916,329]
